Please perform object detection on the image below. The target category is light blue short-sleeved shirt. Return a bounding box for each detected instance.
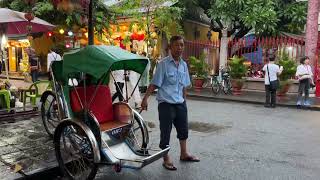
[151,55,191,104]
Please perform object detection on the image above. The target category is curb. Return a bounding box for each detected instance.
[187,94,320,111]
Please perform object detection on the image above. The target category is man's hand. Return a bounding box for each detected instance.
[141,97,148,111]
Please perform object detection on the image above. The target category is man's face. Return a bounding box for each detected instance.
[170,39,184,58]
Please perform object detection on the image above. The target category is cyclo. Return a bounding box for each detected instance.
[40,45,169,180]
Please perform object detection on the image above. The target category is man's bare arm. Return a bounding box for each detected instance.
[183,87,187,100]
[144,84,157,99]
[141,84,157,110]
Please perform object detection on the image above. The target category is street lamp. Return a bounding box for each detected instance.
[1,34,9,81]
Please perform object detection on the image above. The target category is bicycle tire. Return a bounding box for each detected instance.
[202,78,209,88]
[211,80,220,95]
[223,79,232,94]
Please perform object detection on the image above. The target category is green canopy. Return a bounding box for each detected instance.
[62,45,149,80]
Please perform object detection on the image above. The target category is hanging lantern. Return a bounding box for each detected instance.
[26,25,33,32]
[47,31,53,37]
[130,33,138,40]
[137,34,145,41]
[52,0,61,6]
[59,29,65,35]
[24,0,37,5]
[24,12,34,21]
[67,31,73,36]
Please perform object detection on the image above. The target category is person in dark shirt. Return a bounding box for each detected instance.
[26,48,39,82]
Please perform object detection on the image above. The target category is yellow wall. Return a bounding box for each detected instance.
[31,35,53,72]
[183,20,219,42]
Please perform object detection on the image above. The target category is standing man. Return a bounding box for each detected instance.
[47,47,62,73]
[141,35,200,171]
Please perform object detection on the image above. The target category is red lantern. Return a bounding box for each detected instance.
[120,41,125,49]
[24,12,34,21]
[131,33,139,40]
[24,0,37,5]
[131,33,145,41]
[137,33,145,41]
[47,32,53,37]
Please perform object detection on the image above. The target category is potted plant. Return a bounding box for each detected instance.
[189,53,209,90]
[277,52,297,96]
[228,56,248,94]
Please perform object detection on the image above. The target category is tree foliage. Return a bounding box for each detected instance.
[0,0,112,32]
[181,0,307,38]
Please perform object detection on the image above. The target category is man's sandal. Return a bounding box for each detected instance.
[162,163,177,171]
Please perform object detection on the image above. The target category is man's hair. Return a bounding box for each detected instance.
[266,48,276,62]
[268,55,276,62]
[50,46,56,52]
[300,56,309,64]
[169,35,184,45]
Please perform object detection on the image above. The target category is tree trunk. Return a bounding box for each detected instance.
[219,28,228,68]
[159,32,168,58]
[305,0,320,66]
[88,0,94,45]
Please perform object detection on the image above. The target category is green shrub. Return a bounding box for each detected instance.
[189,53,209,79]
[277,52,297,81]
[228,56,248,79]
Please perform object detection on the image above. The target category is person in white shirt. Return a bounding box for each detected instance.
[262,55,283,108]
[295,56,314,107]
[47,48,62,72]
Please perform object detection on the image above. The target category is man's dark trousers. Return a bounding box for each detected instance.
[158,101,188,150]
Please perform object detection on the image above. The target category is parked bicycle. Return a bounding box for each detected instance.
[203,68,232,95]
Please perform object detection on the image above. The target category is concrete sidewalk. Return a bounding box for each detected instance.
[187,88,320,110]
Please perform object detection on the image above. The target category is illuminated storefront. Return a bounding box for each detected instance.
[5,38,30,73]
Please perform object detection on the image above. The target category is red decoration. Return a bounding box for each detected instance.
[47,32,53,37]
[24,12,34,21]
[137,33,145,41]
[24,0,37,5]
[130,33,145,41]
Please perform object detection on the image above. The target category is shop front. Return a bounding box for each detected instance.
[6,38,30,74]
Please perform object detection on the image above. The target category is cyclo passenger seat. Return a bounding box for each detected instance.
[69,85,131,132]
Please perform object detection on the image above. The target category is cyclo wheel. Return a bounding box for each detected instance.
[41,91,60,138]
[54,120,100,180]
[126,111,149,152]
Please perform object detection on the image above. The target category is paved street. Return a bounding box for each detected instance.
[94,97,320,180]
[1,97,320,180]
